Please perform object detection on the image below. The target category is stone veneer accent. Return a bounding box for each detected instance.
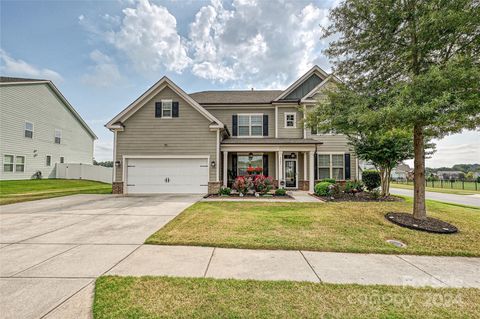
[298,180,309,191]
[112,182,124,194]
[208,181,222,194]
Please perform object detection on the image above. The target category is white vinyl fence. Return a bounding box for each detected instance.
[56,163,112,184]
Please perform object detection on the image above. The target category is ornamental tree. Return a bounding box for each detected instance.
[312,0,480,219]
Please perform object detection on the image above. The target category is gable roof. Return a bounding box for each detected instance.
[106,76,225,130]
[274,65,330,101]
[190,90,282,105]
[0,76,97,139]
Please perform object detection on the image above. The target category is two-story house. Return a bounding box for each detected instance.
[106,66,359,194]
[0,77,97,180]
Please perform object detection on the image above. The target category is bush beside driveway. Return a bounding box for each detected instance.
[146,199,480,257]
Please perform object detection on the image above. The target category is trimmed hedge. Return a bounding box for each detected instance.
[315,182,332,196]
[362,170,381,191]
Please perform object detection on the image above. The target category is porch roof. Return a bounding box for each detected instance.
[221,138,322,145]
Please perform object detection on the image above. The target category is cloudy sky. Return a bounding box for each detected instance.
[1,0,478,167]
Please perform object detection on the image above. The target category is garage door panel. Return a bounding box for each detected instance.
[126,158,209,194]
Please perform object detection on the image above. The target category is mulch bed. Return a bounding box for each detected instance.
[385,212,458,234]
[312,192,403,202]
[203,193,294,200]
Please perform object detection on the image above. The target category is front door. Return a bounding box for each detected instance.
[284,159,297,188]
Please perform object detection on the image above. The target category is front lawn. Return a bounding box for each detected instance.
[94,276,480,319]
[146,199,480,256]
[0,179,112,205]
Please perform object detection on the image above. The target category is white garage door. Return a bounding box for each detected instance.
[126,157,209,194]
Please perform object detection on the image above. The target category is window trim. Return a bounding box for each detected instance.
[25,121,34,139]
[284,112,296,128]
[15,155,26,173]
[317,152,345,180]
[3,154,14,173]
[46,155,52,167]
[161,99,173,118]
[237,113,264,137]
[54,129,62,144]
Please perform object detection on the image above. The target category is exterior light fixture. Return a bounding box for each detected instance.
[211,161,216,168]
[115,161,121,168]
[290,153,296,159]
[248,152,254,160]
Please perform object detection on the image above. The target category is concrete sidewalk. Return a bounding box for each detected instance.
[109,245,480,288]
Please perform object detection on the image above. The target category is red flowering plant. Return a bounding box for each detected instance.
[255,167,263,173]
[254,175,274,194]
[246,166,255,175]
[232,176,254,195]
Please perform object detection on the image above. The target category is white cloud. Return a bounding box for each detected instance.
[80,0,332,88]
[188,0,330,87]
[82,50,124,88]
[0,49,63,82]
[104,0,191,73]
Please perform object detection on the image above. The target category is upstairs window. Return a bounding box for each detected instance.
[15,156,25,172]
[25,122,33,138]
[3,155,14,172]
[55,129,62,144]
[285,112,296,128]
[60,157,65,163]
[46,155,51,166]
[238,114,263,137]
[162,100,172,118]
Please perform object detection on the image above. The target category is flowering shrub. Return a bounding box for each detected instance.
[315,182,332,196]
[253,175,274,194]
[344,180,364,194]
[232,176,254,194]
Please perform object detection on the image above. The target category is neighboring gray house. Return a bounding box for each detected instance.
[391,163,411,181]
[0,77,97,180]
[106,65,359,194]
[436,171,465,180]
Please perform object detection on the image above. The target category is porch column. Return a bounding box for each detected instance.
[303,152,307,185]
[223,151,228,186]
[309,151,315,192]
[279,151,284,187]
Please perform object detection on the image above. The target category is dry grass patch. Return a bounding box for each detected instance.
[94,276,480,319]
[146,199,480,256]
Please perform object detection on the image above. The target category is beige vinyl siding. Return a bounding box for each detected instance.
[0,84,94,180]
[277,106,303,138]
[205,107,275,137]
[115,87,217,182]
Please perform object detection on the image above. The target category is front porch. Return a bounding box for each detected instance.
[220,138,321,192]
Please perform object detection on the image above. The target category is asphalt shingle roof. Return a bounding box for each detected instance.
[0,76,48,83]
[221,138,322,144]
[189,90,283,104]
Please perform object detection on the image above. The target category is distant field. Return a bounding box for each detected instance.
[392,181,479,195]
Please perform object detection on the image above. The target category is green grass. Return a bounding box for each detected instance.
[0,179,112,205]
[146,199,480,256]
[392,181,480,195]
[94,276,480,319]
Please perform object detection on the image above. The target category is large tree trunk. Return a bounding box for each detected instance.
[413,124,426,220]
[379,167,391,197]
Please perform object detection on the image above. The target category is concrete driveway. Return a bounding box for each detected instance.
[0,194,201,319]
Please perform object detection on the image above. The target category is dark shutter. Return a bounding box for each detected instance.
[263,154,269,177]
[232,154,238,178]
[344,153,351,180]
[232,115,238,136]
[263,115,268,136]
[314,153,318,181]
[311,126,317,135]
[155,102,162,118]
[172,102,179,117]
